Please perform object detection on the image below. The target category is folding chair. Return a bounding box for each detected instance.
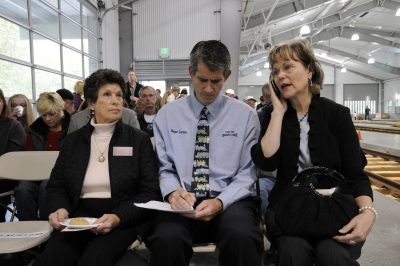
[0,151,58,254]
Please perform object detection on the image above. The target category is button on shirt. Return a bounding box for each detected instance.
[153,94,260,210]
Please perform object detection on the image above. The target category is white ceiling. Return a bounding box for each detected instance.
[240,0,400,81]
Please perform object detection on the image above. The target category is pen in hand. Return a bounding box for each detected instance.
[178,179,196,209]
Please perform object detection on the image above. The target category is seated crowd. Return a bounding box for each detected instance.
[0,38,377,266]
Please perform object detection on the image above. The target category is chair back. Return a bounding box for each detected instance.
[0,151,59,181]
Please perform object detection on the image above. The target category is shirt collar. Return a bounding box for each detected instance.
[189,92,225,119]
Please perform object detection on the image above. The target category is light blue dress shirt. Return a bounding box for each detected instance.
[153,94,260,210]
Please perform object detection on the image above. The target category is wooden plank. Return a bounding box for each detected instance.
[368,161,399,165]
[364,165,400,171]
[373,171,400,177]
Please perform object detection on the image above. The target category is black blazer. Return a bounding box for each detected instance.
[251,94,373,206]
[46,120,161,228]
[125,81,143,108]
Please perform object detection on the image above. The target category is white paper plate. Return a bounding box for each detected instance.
[60,217,101,228]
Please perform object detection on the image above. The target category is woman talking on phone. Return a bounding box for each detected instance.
[251,38,376,265]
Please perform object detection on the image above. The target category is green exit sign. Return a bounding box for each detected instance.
[159,47,170,59]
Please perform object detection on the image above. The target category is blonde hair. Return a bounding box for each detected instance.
[160,90,172,107]
[268,38,324,95]
[8,94,35,127]
[74,81,84,95]
[36,92,65,117]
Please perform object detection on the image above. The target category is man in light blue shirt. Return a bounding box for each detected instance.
[148,40,262,266]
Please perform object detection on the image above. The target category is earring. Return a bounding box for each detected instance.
[308,78,313,86]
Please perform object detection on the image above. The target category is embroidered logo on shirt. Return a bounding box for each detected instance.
[170,129,188,134]
[222,130,238,137]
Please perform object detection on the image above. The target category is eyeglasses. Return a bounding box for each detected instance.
[270,63,297,78]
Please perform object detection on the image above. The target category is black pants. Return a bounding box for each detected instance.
[147,197,263,266]
[38,199,137,266]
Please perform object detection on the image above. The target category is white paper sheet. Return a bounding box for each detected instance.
[134,201,194,214]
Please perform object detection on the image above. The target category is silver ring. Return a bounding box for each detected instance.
[348,240,356,245]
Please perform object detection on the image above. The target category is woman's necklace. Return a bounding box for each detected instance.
[298,110,309,123]
[93,134,110,163]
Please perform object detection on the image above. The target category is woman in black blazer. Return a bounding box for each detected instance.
[40,69,160,266]
[251,38,376,266]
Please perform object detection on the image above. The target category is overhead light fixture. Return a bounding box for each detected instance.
[264,62,270,68]
[300,17,304,21]
[256,71,262,76]
[300,25,310,35]
[368,58,375,64]
[340,67,347,73]
[351,33,359,41]
[396,8,400,16]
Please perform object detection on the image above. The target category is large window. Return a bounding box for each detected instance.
[0,0,99,101]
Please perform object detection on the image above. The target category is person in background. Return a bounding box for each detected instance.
[56,88,75,114]
[160,90,172,107]
[137,86,158,137]
[166,85,180,103]
[255,83,275,221]
[251,38,376,265]
[14,92,70,221]
[224,88,236,97]
[0,88,26,222]
[73,81,84,111]
[124,69,143,109]
[365,106,370,120]
[257,84,272,110]
[148,40,262,266]
[155,89,162,109]
[177,88,188,99]
[39,69,160,266]
[7,94,35,128]
[244,95,257,109]
[257,96,265,110]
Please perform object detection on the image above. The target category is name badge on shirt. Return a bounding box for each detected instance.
[113,146,133,156]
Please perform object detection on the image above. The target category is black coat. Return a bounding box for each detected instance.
[46,120,161,228]
[0,117,26,155]
[251,95,373,206]
[26,110,70,150]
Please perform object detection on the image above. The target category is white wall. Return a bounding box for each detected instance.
[132,0,220,60]
[101,1,120,70]
[383,78,400,118]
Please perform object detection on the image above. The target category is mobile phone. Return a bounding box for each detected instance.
[269,73,280,97]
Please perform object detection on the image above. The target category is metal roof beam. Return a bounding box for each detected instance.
[314,44,400,75]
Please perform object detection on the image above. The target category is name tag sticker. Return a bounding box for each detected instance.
[113,146,133,156]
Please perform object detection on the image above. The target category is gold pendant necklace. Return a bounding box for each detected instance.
[93,134,109,163]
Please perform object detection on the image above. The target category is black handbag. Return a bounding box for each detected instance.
[273,166,358,240]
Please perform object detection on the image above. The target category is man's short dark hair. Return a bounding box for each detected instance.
[190,40,231,76]
[84,69,125,103]
[56,88,74,101]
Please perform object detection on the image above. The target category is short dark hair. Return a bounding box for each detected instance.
[84,69,125,103]
[56,88,74,101]
[190,40,231,76]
